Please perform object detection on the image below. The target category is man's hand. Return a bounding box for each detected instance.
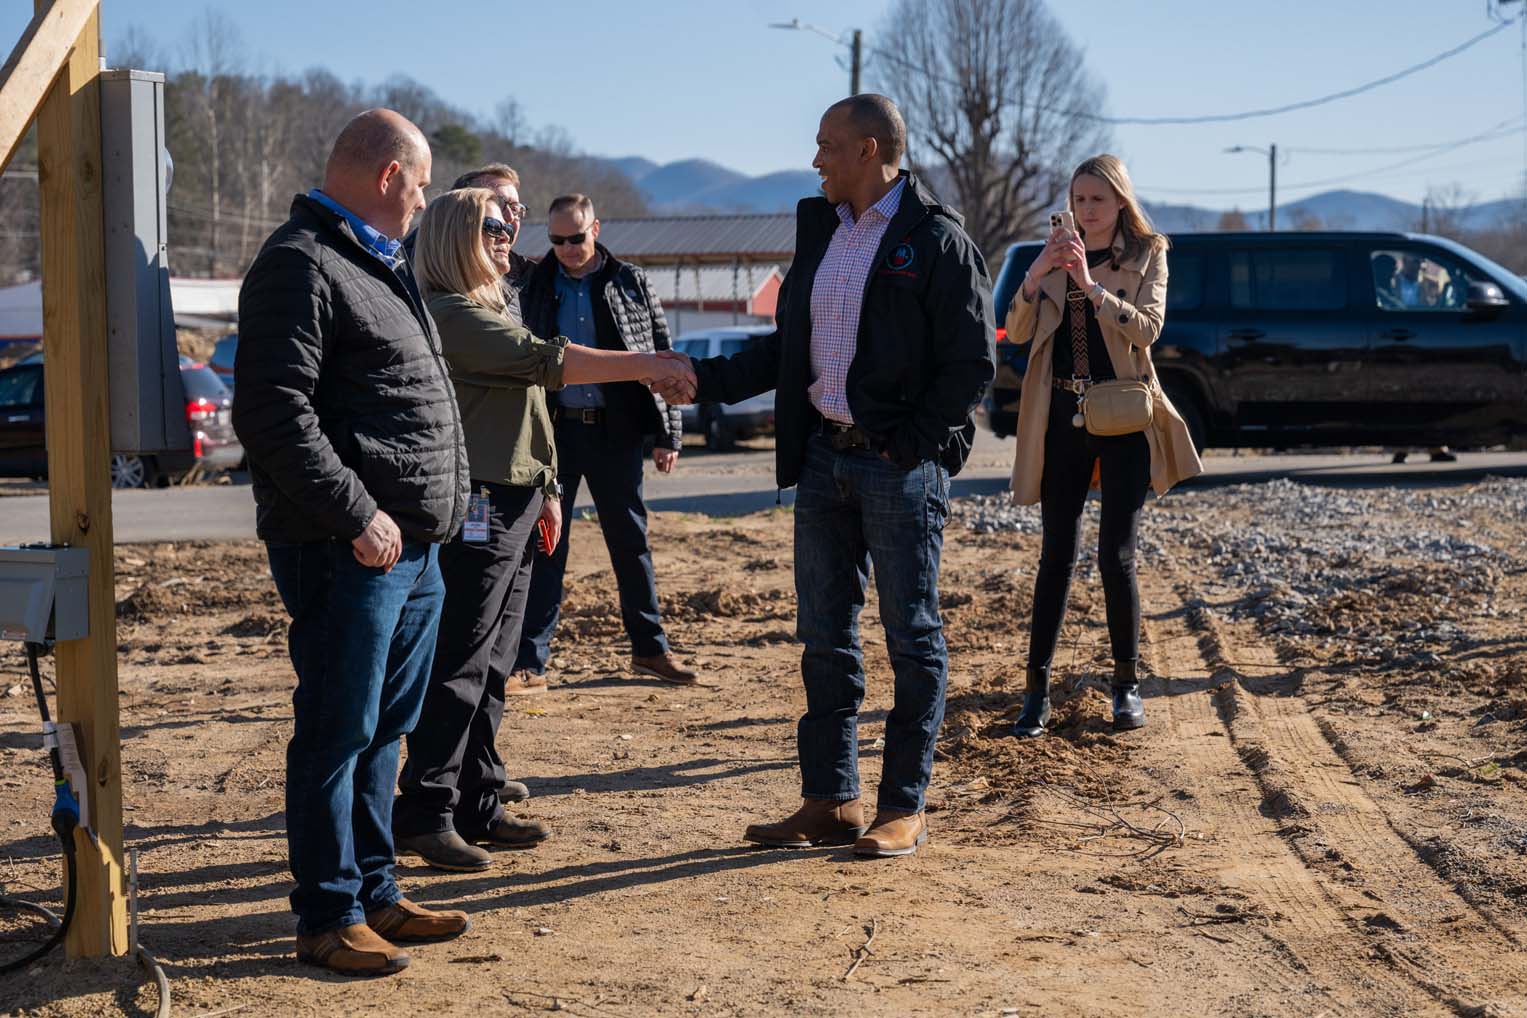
[647,350,697,405]
[654,446,679,473]
[537,495,562,552]
[352,509,402,572]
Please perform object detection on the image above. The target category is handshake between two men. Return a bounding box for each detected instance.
[643,349,699,406]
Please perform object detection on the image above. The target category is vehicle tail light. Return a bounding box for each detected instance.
[186,397,217,423]
[995,327,1008,344]
[192,434,204,458]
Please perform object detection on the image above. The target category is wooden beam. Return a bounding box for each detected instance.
[0,0,97,176]
[35,0,127,958]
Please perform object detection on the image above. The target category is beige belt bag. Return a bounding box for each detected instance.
[1082,379,1153,436]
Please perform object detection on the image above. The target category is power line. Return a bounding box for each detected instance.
[1139,122,1526,196]
[816,14,1519,126]
[1286,116,1525,155]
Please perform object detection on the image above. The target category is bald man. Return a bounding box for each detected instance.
[234,108,472,975]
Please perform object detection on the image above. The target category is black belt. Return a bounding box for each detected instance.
[818,418,872,452]
[555,406,604,424]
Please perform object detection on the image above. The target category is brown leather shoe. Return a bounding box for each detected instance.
[853,810,928,858]
[296,923,409,975]
[506,671,548,696]
[743,798,867,848]
[632,651,697,685]
[364,898,471,943]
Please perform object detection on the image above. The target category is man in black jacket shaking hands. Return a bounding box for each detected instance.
[663,95,995,858]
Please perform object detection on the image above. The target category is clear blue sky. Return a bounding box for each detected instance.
[7,0,1525,210]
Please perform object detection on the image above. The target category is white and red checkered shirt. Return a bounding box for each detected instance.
[808,177,906,425]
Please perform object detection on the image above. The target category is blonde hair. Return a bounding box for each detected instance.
[413,188,506,313]
[1069,154,1168,262]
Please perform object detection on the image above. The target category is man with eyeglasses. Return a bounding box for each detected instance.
[514,193,698,688]
[441,163,535,325]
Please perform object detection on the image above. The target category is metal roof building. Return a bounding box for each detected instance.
[524,213,796,266]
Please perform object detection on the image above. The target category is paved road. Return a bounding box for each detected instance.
[3,431,1526,545]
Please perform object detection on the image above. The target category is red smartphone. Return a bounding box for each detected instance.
[536,517,553,555]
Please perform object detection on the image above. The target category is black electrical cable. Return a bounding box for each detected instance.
[0,642,79,975]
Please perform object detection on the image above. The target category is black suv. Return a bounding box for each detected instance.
[985,232,1527,451]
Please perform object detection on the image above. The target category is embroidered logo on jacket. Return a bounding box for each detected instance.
[879,241,918,279]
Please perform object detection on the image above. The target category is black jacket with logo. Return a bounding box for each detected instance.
[233,194,470,545]
[518,245,683,450]
[691,172,995,487]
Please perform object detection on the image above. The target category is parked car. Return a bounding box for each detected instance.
[0,354,244,487]
[984,231,1527,452]
[670,325,777,450]
[209,332,238,394]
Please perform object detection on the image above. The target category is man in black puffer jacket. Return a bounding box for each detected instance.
[233,109,470,977]
[512,193,696,688]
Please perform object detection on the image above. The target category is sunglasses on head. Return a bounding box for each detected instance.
[548,232,587,246]
[481,216,512,239]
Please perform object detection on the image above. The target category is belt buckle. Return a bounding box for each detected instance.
[581,408,599,424]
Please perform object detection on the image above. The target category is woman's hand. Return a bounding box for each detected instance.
[1022,227,1077,297]
[645,351,697,404]
[1061,232,1095,290]
[537,496,561,553]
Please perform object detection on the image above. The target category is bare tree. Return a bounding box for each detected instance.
[874,0,1111,256]
[181,10,246,275]
[1417,182,1475,236]
[1216,208,1249,232]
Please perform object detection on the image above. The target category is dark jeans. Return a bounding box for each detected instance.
[1027,396,1151,672]
[515,418,668,674]
[794,434,950,814]
[266,539,443,936]
[395,483,543,839]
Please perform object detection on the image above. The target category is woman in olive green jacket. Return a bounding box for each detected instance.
[392,188,693,873]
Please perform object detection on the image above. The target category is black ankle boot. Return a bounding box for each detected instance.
[1012,666,1052,738]
[1111,660,1145,731]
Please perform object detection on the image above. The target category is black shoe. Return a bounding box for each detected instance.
[1012,666,1052,738]
[394,830,492,872]
[1111,660,1145,731]
[497,780,530,804]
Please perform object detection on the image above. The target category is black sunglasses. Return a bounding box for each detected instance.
[482,216,512,239]
[548,232,587,246]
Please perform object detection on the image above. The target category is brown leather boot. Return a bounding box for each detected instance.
[296,923,410,975]
[632,652,698,685]
[853,811,928,858]
[743,798,866,847]
[364,897,471,943]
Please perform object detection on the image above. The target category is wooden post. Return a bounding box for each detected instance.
[34,0,128,958]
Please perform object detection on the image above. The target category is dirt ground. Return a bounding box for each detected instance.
[1,479,1525,1017]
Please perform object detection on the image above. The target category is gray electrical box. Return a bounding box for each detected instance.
[0,547,90,644]
[101,69,189,455]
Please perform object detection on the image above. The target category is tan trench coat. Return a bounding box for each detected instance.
[1005,234,1203,505]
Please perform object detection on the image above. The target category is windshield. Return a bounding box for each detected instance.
[180,365,229,401]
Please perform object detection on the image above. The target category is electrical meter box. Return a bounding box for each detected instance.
[0,546,89,644]
[100,69,190,455]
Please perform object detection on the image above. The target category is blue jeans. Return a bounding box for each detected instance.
[267,539,444,935]
[515,419,668,674]
[794,434,950,814]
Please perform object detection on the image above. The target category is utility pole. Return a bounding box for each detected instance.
[1226,144,1278,231]
[1268,143,1277,232]
[850,29,862,95]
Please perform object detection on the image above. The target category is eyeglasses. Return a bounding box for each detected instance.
[498,200,528,220]
[548,232,587,246]
[482,217,512,239]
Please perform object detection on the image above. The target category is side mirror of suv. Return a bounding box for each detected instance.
[1466,280,1509,313]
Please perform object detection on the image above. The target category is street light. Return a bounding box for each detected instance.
[769,19,862,95]
[1226,144,1277,231]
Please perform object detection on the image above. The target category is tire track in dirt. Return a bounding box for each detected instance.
[1179,590,1527,1016]
[1137,583,1455,1017]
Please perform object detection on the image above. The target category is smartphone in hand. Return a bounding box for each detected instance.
[1049,209,1076,235]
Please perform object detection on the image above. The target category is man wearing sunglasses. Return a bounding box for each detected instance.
[447,164,535,325]
[514,193,698,688]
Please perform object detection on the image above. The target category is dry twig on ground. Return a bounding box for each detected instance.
[842,917,880,981]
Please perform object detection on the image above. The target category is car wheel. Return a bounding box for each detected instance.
[703,408,735,451]
[1162,384,1207,454]
[110,454,150,489]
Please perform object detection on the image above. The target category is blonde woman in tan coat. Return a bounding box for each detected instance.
[1005,155,1201,738]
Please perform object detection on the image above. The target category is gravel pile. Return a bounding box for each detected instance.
[953,477,1527,668]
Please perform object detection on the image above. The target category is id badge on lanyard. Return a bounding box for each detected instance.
[463,487,490,543]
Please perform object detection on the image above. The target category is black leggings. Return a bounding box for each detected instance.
[1027,395,1151,671]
